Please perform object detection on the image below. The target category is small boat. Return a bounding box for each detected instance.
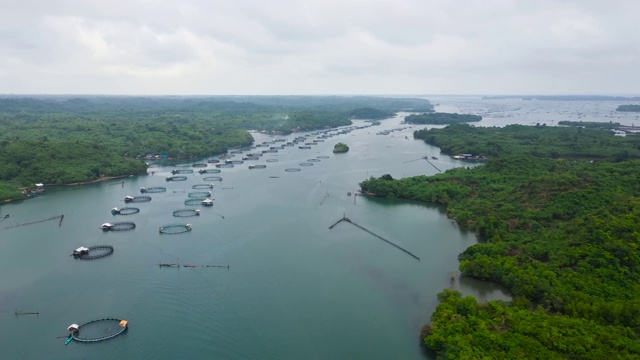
[65,334,73,345]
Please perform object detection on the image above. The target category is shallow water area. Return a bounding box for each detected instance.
[0,111,513,360]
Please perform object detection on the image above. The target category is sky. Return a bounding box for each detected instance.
[1,0,639,96]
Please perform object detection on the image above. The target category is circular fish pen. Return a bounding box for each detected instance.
[111,207,140,215]
[198,169,221,174]
[307,159,321,162]
[317,156,330,159]
[159,223,192,234]
[230,160,244,164]
[266,159,279,162]
[203,176,223,181]
[188,191,212,198]
[124,196,152,203]
[185,198,207,206]
[73,245,114,260]
[104,222,136,231]
[207,159,220,163]
[140,186,166,193]
[300,163,314,166]
[192,184,214,189]
[171,169,194,174]
[248,164,267,169]
[165,176,188,181]
[285,168,301,172]
[172,209,201,217]
[192,163,207,168]
[217,163,234,168]
[70,318,128,343]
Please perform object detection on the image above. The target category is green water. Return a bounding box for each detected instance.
[0,115,509,359]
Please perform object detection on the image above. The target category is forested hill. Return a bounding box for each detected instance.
[360,125,640,358]
[0,96,432,201]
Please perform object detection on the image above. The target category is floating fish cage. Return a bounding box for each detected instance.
[185,198,207,206]
[192,163,207,168]
[229,150,243,154]
[198,169,221,174]
[165,176,188,181]
[72,245,114,260]
[171,169,194,174]
[69,318,128,343]
[248,164,267,169]
[101,222,136,231]
[207,159,220,163]
[203,176,223,181]
[159,223,192,234]
[188,191,212,198]
[217,163,234,168]
[299,146,312,149]
[229,160,244,164]
[140,186,166,193]
[299,163,314,166]
[172,209,201,217]
[192,183,215,189]
[111,207,140,215]
[307,159,321,162]
[266,159,279,162]
[285,168,301,172]
[124,196,152,203]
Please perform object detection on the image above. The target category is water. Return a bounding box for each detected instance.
[0,111,510,359]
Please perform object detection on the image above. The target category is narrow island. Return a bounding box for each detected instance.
[333,142,349,153]
[404,112,482,125]
[360,124,640,358]
[616,104,640,112]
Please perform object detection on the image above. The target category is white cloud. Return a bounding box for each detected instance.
[0,0,638,95]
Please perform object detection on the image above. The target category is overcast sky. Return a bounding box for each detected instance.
[1,0,638,95]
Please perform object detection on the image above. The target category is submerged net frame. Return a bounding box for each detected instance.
[159,223,192,234]
[140,187,166,193]
[109,222,136,231]
[185,198,206,206]
[188,191,211,198]
[203,176,222,181]
[198,169,221,174]
[75,245,114,260]
[71,318,127,342]
[192,184,214,189]
[111,207,140,215]
[285,168,301,172]
[124,196,152,203]
[166,176,188,181]
[172,209,200,217]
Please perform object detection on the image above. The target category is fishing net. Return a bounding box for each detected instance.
[184,198,206,206]
[159,223,192,234]
[172,209,200,217]
[188,191,211,198]
[171,169,194,174]
[300,163,314,166]
[74,245,114,260]
[109,222,136,231]
[111,207,140,215]
[203,176,222,181]
[124,196,152,203]
[192,163,207,168]
[285,168,301,172]
[72,318,128,342]
[140,187,166,193]
[166,176,188,181]
[198,169,221,174]
[249,165,267,169]
[307,159,321,162]
[266,159,279,162]
[192,184,214,189]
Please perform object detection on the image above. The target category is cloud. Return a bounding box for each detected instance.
[0,0,638,95]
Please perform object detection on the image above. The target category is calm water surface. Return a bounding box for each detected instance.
[0,113,509,359]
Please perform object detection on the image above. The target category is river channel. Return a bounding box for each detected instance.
[0,111,510,359]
